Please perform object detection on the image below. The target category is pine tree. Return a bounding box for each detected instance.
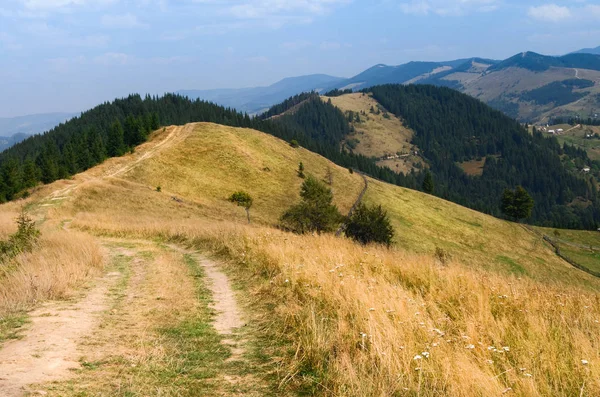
[107,120,126,157]
[501,186,534,222]
[280,175,342,234]
[346,203,394,246]
[422,171,434,194]
[513,186,534,221]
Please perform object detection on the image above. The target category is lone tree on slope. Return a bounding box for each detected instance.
[229,191,253,224]
[346,203,394,246]
[280,175,342,234]
[501,186,534,222]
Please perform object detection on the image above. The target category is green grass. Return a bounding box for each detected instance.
[560,246,600,273]
[364,179,597,287]
[496,255,528,276]
[0,312,28,344]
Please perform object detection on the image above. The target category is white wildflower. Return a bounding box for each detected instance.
[582,360,589,365]
[413,355,422,361]
[422,351,430,358]
[465,344,475,349]
[502,346,510,352]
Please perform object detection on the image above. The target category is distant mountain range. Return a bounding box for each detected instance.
[177,74,344,115]
[0,112,78,152]
[573,46,600,55]
[179,45,600,124]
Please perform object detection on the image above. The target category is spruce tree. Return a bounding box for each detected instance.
[346,203,394,246]
[280,175,342,234]
[107,120,126,157]
[422,171,434,194]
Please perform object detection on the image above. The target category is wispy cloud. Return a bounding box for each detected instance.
[20,0,117,11]
[399,0,499,16]
[101,13,147,29]
[528,4,571,22]
[226,0,351,19]
[24,22,109,47]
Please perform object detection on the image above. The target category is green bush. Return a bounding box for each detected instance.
[345,203,394,246]
[0,210,40,261]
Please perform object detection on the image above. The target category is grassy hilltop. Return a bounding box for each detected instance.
[1,123,600,395]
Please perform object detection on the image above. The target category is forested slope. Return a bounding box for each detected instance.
[369,85,599,228]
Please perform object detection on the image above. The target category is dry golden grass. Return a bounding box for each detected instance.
[4,121,600,395]
[121,123,364,224]
[458,158,486,176]
[323,93,424,173]
[65,216,600,396]
[0,229,103,314]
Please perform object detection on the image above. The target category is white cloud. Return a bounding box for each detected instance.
[399,0,499,16]
[24,22,109,47]
[528,4,572,22]
[21,0,116,10]
[101,13,147,28]
[226,0,350,19]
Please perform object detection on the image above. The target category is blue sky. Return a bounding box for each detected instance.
[0,0,599,117]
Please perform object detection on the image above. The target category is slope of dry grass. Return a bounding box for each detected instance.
[65,216,600,396]
[3,122,600,395]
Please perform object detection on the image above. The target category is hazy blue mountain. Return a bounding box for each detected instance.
[0,112,78,152]
[177,74,344,115]
[0,133,30,152]
[572,46,600,55]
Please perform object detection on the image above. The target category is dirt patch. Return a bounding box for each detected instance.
[459,158,486,176]
[0,270,122,396]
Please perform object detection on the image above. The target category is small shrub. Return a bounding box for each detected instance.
[345,203,394,246]
[297,162,305,179]
[0,210,40,261]
[435,247,451,265]
[156,186,162,192]
[229,191,253,223]
[290,139,300,148]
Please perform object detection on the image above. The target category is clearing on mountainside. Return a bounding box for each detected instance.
[323,93,426,174]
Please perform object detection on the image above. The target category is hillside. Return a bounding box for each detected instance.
[322,93,425,173]
[64,123,588,281]
[1,122,600,396]
[268,86,599,229]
